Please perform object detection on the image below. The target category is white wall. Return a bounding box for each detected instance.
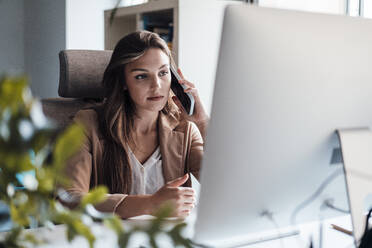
[0,0,24,75]
[363,0,372,18]
[66,0,141,50]
[24,0,66,98]
[66,0,115,50]
[179,0,232,114]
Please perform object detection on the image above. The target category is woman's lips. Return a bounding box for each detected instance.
[147,96,164,101]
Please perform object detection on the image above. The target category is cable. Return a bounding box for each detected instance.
[261,210,286,248]
[289,165,372,247]
[290,168,344,225]
[323,199,349,214]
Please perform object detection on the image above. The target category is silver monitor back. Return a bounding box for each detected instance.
[194,5,372,245]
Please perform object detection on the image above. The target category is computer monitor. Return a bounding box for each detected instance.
[193,5,372,246]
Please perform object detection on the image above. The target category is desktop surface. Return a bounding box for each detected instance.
[0,213,354,248]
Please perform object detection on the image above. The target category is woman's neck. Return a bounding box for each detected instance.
[133,110,159,134]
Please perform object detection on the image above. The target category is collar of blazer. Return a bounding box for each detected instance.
[158,111,185,183]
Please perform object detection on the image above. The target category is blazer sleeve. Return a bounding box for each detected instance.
[61,110,127,214]
[187,122,204,180]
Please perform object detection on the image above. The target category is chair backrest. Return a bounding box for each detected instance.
[42,50,113,128]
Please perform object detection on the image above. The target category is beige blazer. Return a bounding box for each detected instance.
[63,109,204,213]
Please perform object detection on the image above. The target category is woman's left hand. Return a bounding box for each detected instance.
[172,68,209,127]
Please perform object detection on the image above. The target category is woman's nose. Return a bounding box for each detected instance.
[151,76,162,89]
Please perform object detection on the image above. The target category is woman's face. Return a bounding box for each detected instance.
[124,48,171,114]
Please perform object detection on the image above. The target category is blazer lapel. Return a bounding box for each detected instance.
[158,112,184,182]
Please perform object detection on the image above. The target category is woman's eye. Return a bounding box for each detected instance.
[135,74,147,80]
[159,70,169,77]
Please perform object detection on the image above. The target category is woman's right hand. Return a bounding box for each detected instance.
[149,174,196,218]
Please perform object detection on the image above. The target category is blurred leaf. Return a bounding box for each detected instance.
[54,210,95,248]
[66,226,76,243]
[149,235,158,248]
[31,130,53,155]
[85,204,112,220]
[0,77,28,113]
[53,124,84,167]
[23,233,43,246]
[72,221,95,248]
[2,152,33,173]
[2,226,24,248]
[103,215,124,235]
[36,168,55,193]
[9,203,29,226]
[118,231,131,248]
[80,186,107,208]
[154,203,173,220]
[168,223,192,248]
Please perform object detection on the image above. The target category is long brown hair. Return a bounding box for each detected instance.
[99,31,178,194]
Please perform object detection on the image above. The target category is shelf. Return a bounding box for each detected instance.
[104,1,178,62]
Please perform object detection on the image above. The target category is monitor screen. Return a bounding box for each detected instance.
[194,5,372,246]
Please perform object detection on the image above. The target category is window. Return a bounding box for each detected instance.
[259,0,346,15]
[362,0,372,18]
[258,0,372,18]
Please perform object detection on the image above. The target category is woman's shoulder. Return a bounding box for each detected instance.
[74,108,98,123]
[174,118,200,136]
[73,108,101,135]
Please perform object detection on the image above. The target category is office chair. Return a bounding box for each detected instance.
[42,50,113,127]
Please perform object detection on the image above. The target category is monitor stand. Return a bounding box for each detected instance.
[337,128,372,245]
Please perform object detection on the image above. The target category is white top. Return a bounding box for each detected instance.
[128,146,165,195]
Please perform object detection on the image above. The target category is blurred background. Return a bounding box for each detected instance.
[0,0,371,236]
[0,0,369,107]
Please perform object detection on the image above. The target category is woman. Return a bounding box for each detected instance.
[63,31,209,219]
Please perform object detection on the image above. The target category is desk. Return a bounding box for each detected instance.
[0,214,355,248]
[241,215,355,248]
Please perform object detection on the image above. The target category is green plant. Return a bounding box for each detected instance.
[0,76,192,248]
[0,76,102,247]
[105,205,193,248]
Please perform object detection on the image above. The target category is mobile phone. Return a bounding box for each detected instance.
[170,65,195,115]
